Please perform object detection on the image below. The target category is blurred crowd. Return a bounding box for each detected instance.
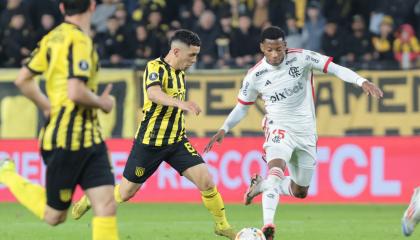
[0,0,420,70]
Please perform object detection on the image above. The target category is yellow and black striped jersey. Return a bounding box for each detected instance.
[26,22,102,151]
[136,57,186,146]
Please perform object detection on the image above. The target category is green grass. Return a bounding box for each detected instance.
[0,203,416,240]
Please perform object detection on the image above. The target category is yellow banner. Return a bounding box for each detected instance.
[0,69,136,138]
[137,69,420,137]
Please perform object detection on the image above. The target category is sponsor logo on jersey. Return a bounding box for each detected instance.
[269,82,304,103]
[305,55,320,64]
[288,66,301,78]
[265,80,272,86]
[241,82,250,96]
[286,57,297,65]
[255,69,268,77]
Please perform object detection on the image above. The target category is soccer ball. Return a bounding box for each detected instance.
[235,227,266,240]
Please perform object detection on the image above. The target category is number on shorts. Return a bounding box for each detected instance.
[184,142,199,156]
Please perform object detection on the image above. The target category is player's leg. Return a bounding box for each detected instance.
[78,143,119,240]
[167,139,236,239]
[0,158,47,221]
[72,141,164,219]
[402,187,420,236]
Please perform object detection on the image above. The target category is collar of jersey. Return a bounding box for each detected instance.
[159,56,182,73]
[64,21,83,32]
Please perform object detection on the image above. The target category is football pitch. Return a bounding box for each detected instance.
[0,203,414,240]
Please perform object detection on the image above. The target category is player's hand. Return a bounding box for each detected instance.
[361,81,383,99]
[178,100,201,115]
[204,129,226,153]
[99,83,115,113]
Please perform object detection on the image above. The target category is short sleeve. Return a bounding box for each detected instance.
[69,39,92,82]
[237,74,258,105]
[26,41,47,74]
[302,49,333,73]
[144,62,163,89]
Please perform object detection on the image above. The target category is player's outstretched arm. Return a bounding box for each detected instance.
[15,66,50,117]
[327,62,383,99]
[204,103,250,153]
[147,85,201,115]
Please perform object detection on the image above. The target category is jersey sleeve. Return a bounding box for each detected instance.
[302,49,333,73]
[25,40,48,74]
[144,62,163,89]
[70,39,92,82]
[237,74,258,105]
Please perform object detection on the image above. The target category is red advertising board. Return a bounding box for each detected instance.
[0,137,418,203]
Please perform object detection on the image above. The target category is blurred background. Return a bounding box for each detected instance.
[0,0,419,205]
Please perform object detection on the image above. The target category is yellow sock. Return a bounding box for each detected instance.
[114,184,123,203]
[201,186,230,229]
[92,216,119,240]
[1,171,46,219]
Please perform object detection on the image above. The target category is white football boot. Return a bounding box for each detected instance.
[402,187,420,236]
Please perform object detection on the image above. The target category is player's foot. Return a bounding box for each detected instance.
[0,158,16,182]
[244,174,264,205]
[261,223,276,240]
[402,187,420,236]
[71,195,91,220]
[214,223,237,240]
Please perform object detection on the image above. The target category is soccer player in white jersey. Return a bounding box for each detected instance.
[204,26,383,240]
[402,187,420,236]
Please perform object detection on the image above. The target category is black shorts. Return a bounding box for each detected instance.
[41,142,115,210]
[123,138,205,183]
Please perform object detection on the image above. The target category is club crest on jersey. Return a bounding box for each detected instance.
[288,66,301,78]
[149,72,158,81]
[59,189,72,202]
[78,60,89,71]
[135,167,145,177]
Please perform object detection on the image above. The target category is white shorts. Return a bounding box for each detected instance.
[262,120,317,187]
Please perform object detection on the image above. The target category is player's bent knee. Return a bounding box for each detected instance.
[44,213,66,226]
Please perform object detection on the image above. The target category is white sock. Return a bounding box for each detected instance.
[262,168,282,225]
[279,176,293,197]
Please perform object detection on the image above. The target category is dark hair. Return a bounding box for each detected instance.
[169,29,201,47]
[60,0,91,16]
[261,26,286,43]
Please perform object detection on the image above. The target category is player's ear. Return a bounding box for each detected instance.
[89,0,96,12]
[260,42,265,52]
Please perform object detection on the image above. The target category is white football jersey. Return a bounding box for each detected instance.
[238,48,333,135]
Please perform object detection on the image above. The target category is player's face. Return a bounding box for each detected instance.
[178,45,200,71]
[260,39,287,66]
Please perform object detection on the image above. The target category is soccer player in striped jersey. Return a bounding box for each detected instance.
[72,29,237,239]
[204,26,383,240]
[0,1,119,239]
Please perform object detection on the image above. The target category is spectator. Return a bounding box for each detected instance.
[393,24,420,69]
[252,0,269,29]
[216,12,234,69]
[91,0,118,33]
[34,14,56,44]
[284,14,304,49]
[147,9,169,57]
[343,15,373,67]
[193,10,219,69]
[129,24,160,60]
[371,16,397,68]
[2,14,33,67]
[0,0,29,28]
[302,1,326,52]
[95,16,129,66]
[321,20,346,61]
[230,14,260,68]
[180,0,205,30]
